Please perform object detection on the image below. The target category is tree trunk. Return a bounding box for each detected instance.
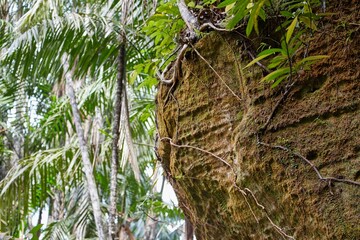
[62,54,106,239]
[109,40,126,240]
[156,2,360,239]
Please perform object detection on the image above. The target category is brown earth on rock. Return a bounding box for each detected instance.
[156,1,360,239]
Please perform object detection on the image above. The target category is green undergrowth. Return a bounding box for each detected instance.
[140,0,330,89]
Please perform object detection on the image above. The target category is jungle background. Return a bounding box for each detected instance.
[1,0,359,239]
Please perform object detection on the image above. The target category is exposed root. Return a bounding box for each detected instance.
[199,22,232,32]
[160,137,296,240]
[160,137,233,170]
[158,2,245,86]
[257,140,360,187]
[157,44,189,85]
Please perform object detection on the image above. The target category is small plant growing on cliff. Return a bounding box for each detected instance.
[145,0,330,88]
[220,0,329,87]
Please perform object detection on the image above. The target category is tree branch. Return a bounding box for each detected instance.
[177,0,199,31]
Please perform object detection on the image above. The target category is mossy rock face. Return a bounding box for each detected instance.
[156,2,360,239]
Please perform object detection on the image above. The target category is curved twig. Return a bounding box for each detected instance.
[159,136,295,239]
[258,141,360,187]
[157,44,189,85]
[160,137,233,170]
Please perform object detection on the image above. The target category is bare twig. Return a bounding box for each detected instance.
[159,137,295,239]
[266,215,295,240]
[259,80,297,133]
[199,21,246,33]
[199,22,231,32]
[157,44,188,85]
[161,137,261,223]
[245,188,265,210]
[244,187,295,239]
[258,141,360,187]
[156,64,176,85]
[246,50,270,73]
[158,1,247,87]
[159,45,182,69]
[190,44,242,102]
[142,210,165,223]
[234,183,260,223]
[160,137,233,170]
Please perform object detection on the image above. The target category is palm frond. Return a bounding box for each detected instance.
[0,0,183,237]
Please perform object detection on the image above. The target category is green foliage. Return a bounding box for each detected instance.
[0,0,183,238]
[143,0,328,88]
[0,0,333,238]
[188,0,217,8]
[221,0,328,87]
[135,0,185,90]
